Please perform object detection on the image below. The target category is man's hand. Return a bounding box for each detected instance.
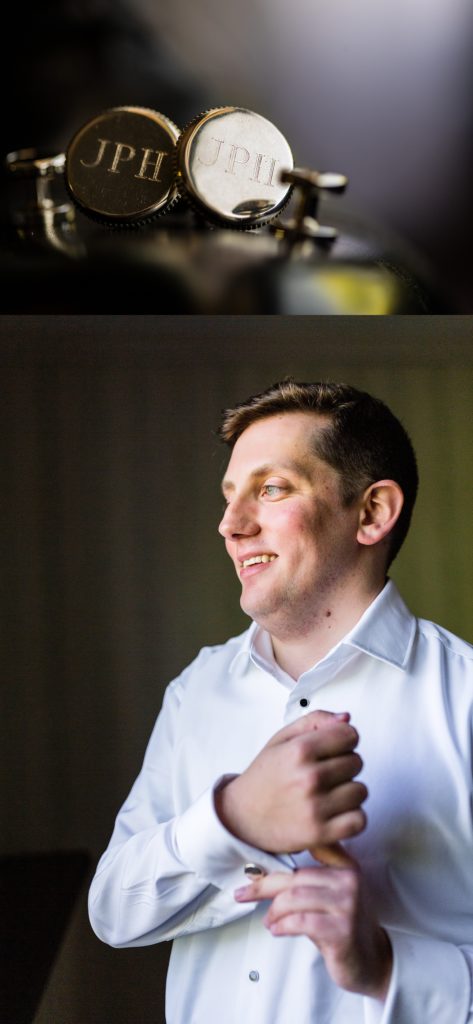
[214,710,367,854]
[234,863,393,1001]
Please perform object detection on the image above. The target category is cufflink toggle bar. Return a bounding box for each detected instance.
[276,167,348,245]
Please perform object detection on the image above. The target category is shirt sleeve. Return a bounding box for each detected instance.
[363,931,473,1024]
[88,680,292,949]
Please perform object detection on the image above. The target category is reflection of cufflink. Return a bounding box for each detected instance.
[65,107,180,225]
[5,149,66,178]
[176,107,293,228]
[244,863,267,879]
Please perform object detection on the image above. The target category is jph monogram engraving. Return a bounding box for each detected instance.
[80,138,169,183]
[197,137,277,187]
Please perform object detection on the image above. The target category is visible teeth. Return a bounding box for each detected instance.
[242,554,276,567]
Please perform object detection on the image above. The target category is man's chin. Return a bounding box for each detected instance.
[240,593,278,626]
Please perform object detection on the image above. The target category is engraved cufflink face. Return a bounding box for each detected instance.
[65,107,180,224]
[176,107,293,227]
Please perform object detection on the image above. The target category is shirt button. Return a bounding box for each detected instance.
[244,863,267,879]
[299,698,309,707]
[249,970,260,982]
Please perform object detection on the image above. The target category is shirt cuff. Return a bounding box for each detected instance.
[363,928,471,1024]
[173,778,295,891]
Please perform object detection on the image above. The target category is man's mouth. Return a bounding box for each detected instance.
[240,554,277,568]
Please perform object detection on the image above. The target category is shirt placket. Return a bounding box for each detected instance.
[233,901,282,1023]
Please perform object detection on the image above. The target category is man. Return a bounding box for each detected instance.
[89,379,473,1023]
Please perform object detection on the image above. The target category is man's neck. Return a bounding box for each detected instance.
[270,579,387,681]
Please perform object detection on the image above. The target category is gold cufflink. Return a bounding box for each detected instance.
[175,106,294,228]
[243,863,267,879]
[65,106,180,225]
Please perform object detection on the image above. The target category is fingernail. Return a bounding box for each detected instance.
[234,887,250,900]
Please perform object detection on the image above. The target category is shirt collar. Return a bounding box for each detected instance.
[228,579,416,677]
[339,578,416,669]
[228,619,261,674]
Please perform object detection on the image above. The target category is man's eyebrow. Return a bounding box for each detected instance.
[221,460,313,495]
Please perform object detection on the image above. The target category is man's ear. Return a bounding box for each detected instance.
[357,480,404,547]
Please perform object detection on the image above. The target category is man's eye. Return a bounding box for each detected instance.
[262,484,285,498]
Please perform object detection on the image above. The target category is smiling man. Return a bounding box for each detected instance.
[89,380,473,1024]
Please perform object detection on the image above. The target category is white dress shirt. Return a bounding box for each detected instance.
[89,581,473,1023]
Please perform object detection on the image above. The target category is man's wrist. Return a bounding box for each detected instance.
[375,928,393,1001]
[213,774,245,839]
[357,927,393,1002]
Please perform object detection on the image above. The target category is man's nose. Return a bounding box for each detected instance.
[218,500,260,539]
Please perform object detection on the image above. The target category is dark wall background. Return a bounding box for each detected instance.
[2,314,473,1021]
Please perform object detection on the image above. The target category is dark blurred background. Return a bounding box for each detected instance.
[2,314,473,1020]
[2,0,473,309]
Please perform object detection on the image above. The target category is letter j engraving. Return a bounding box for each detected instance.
[80,138,110,169]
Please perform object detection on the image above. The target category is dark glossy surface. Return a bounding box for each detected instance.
[0,169,441,312]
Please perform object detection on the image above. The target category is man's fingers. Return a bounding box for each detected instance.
[309,841,355,868]
[234,871,294,903]
[319,780,368,819]
[266,911,333,939]
[314,751,364,789]
[301,724,359,761]
[264,883,339,926]
[320,806,367,844]
[267,710,353,748]
[234,863,360,904]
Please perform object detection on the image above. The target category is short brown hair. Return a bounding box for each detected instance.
[219,379,418,566]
